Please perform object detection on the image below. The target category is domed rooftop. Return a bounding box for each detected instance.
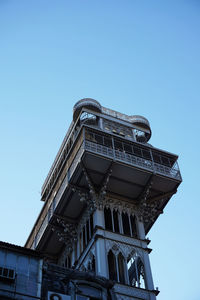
[130,115,151,142]
[73,98,102,121]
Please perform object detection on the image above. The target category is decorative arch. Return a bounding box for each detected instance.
[106,240,140,260]
[127,254,146,288]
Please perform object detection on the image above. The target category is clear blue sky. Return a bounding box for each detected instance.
[0,1,199,299]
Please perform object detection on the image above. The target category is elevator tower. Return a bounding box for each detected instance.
[26,98,182,299]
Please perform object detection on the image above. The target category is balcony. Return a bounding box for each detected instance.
[84,140,181,181]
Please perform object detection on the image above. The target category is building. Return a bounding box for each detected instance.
[0,241,42,300]
[0,98,182,299]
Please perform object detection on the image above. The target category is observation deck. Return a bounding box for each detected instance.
[25,99,181,259]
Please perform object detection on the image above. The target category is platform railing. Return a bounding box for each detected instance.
[85,140,181,180]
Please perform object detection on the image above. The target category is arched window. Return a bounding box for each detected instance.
[104,207,113,231]
[137,257,146,288]
[108,250,117,281]
[118,252,125,284]
[130,215,138,238]
[128,255,146,289]
[122,212,131,236]
[113,209,120,233]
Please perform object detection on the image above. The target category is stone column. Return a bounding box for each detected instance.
[94,208,104,228]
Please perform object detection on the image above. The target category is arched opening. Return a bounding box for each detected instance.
[113,209,120,233]
[137,257,146,289]
[118,252,125,284]
[104,207,113,231]
[130,215,138,238]
[122,212,131,236]
[108,250,117,281]
[128,255,146,289]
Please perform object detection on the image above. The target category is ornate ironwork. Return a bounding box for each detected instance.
[52,218,78,254]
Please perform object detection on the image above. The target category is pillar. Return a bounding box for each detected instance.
[94,209,108,278]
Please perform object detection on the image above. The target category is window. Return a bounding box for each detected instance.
[113,210,120,233]
[122,212,131,236]
[128,256,146,289]
[118,253,125,284]
[80,112,98,127]
[0,266,15,281]
[133,146,142,157]
[124,143,133,154]
[104,207,113,231]
[130,215,138,238]
[95,134,103,145]
[134,129,147,143]
[114,140,123,151]
[142,149,151,160]
[104,136,112,148]
[104,207,138,239]
[152,153,161,164]
[108,250,117,281]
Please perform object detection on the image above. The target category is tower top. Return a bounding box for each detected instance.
[74,98,151,142]
[73,98,102,121]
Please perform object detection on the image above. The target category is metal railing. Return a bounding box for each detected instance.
[85,140,181,180]
[68,143,85,179]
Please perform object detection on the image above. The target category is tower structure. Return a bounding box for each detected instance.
[25,98,182,300]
